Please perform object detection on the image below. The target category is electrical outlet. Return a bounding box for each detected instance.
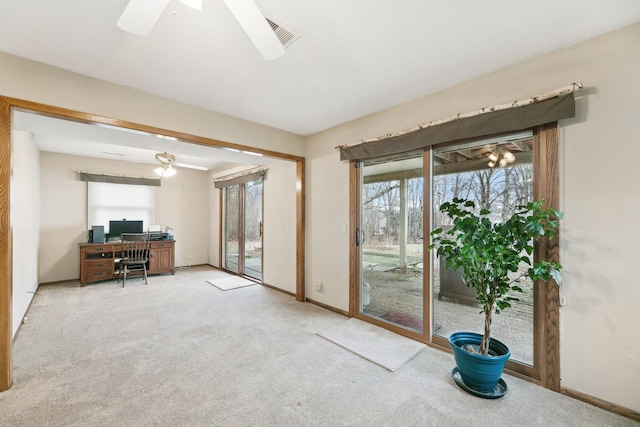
[315,282,322,292]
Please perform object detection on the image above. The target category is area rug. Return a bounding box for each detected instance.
[317,318,426,371]
[207,276,256,291]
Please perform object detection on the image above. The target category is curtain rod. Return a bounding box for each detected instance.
[335,82,584,150]
[213,167,267,182]
[75,171,156,179]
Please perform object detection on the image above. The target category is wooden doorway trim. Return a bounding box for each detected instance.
[0,97,12,391]
[0,95,306,391]
[533,122,561,391]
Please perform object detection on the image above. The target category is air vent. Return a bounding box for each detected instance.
[265,17,300,49]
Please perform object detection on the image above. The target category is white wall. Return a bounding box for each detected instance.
[262,161,297,293]
[305,23,640,412]
[40,152,209,282]
[11,131,40,337]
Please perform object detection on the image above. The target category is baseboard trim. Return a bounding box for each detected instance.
[561,386,640,422]
[305,298,349,317]
[39,278,80,286]
[260,281,296,297]
[12,285,41,344]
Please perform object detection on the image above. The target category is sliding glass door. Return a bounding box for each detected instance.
[222,181,263,280]
[223,185,240,273]
[243,181,263,280]
[352,128,559,382]
[431,132,535,365]
[359,152,424,332]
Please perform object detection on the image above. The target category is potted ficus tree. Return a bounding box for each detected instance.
[430,197,562,397]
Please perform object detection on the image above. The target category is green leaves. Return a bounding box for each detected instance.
[430,198,563,320]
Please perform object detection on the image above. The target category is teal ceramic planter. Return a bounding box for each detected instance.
[449,332,510,394]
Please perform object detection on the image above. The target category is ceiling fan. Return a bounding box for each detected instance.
[154,152,207,177]
[117,0,286,60]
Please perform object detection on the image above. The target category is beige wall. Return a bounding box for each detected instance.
[11,131,40,337]
[0,52,305,157]
[305,23,640,412]
[209,162,298,294]
[39,152,209,282]
[262,161,297,293]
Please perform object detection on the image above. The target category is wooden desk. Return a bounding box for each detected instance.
[79,240,175,286]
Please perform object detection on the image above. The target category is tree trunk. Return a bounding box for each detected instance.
[481,308,492,355]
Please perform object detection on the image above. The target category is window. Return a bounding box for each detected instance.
[87,181,155,235]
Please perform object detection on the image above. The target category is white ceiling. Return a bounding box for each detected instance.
[2,1,640,166]
[12,110,279,171]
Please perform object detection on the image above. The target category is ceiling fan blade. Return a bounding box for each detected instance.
[179,0,202,11]
[222,0,285,61]
[117,0,171,36]
[175,162,208,171]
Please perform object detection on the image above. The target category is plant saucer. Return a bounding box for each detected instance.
[451,367,508,399]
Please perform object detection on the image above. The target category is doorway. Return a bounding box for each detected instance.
[357,152,425,332]
[350,125,561,387]
[222,180,264,280]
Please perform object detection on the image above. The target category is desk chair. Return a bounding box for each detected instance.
[117,233,150,287]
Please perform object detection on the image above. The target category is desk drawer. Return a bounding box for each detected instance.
[82,269,113,282]
[150,241,173,249]
[85,259,113,271]
[84,245,114,254]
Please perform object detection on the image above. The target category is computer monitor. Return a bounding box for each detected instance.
[108,220,143,240]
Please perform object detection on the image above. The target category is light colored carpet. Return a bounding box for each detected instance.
[207,275,256,290]
[1,265,636,426]
[317,318,426,371]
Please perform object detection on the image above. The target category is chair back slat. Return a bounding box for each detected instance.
[121,233,150,261]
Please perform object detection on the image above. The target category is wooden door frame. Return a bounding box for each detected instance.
[348,124,561,390]
[0,95,306,391]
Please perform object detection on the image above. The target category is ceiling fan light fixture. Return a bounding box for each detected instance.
[155,164,176,177]
[503,151,516,163]
[223,0,286,60]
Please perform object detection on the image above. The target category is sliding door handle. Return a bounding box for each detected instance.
[355,228,360,246]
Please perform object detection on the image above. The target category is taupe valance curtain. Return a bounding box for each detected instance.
[214,170,266,189]
[79,172,161,187]
[340,94,576,161]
